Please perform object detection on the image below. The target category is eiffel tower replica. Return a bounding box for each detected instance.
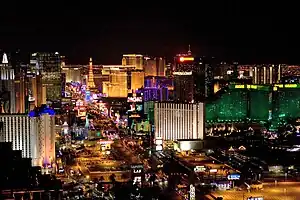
[87,57,97,92]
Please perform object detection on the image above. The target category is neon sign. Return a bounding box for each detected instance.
[127,97,143,102]
[189,184,195,200]
[247,197,263,200]
[227,174,240,180]
[129,114,141,118]
[98,140,113,145]
[173,71,193,75]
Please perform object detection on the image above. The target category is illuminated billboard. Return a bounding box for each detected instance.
[247,197,263,200]
[127,96,143,102]
[173,71,193,75]
[131,164,144,185]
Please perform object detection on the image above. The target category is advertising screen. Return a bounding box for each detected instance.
[131,164,144,184]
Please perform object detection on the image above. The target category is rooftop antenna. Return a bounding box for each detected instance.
[188,44,192,55]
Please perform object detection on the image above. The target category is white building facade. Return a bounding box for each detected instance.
[154,102,205,141]
[30,114,56,167]
[0,113,56,167]
[0,115,32,158]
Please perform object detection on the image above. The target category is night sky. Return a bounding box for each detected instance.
[0,3,298,64]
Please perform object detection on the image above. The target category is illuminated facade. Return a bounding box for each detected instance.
[252,64,281,84]
[127,91,144,128]
[0,115,32,159]
[101,65,144,97]
[30,52,62,102]
[87,58,96,90]
[0,110,55,168]
[173,48,214,102]
[122,54,143,70]
[206,84,300,125]
[144,57,166,77]
[154,102,205,141]
[102,65,130,97]
[29,106,56,167]
[0,53,16,113]
[62,65,83,83]
[143,76,173,101]
[173,54,196,102]
[29,75,46,108]
[15,64,27,113]
[130,71,144,91]
[273,85,300,119]
[206,89,248,122]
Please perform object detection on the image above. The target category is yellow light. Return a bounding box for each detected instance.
[235,85,245,89]
[179,57,194,62]
[285,84,298,88]
[123,54,143,57]
[274,84,284,88]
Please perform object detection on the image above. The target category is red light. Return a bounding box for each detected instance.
[179,57,184,62]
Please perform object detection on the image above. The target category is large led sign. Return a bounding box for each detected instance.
[179,57,194,62]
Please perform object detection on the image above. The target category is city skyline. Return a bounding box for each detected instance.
[0,4,299,64]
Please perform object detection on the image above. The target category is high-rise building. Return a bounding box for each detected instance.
[173,51,198,102]
[144,58,156,76]
[0,115,32,158]
[122,54,143,70]
[173,48,215,102]
[144,57,166,77]
[0,106,56,169]
[143,76,173,102]
[30,52,62,102]
[154,102,205,141]
[101,64,145,97]
[0,53,16,113]
[10,50,29,113]
[130,71,144,91]
[202,57,215,98]
[15,64,28,113]
[62,65,83,83]
[29,106,56,169]
[102,65,133,97]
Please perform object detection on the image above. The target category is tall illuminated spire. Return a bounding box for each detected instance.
[87,57,96,89]
[2,53,8,64]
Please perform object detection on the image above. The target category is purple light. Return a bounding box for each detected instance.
[29,105,55,117]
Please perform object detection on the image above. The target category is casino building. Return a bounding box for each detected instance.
[154,102,205,142]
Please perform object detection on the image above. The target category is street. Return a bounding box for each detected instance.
[212,182,300,200]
